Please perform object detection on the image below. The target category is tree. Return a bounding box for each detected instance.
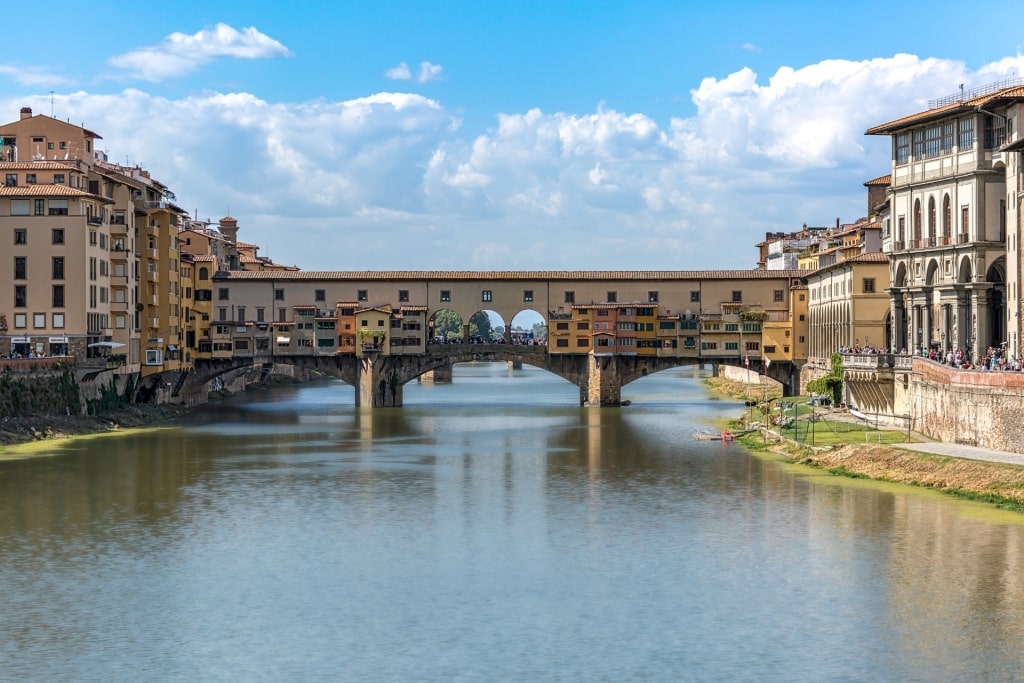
[469,311,493,340]
[531,321,548,340]
[807,352,843,405]
[431,309,463,340]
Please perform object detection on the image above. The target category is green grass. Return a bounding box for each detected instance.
[827,466,869,479]
[940,488,1024,514]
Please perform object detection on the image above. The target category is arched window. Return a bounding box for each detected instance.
[913,199,922,245]
[942,194,951,243]
[199,267,209,280]
[928,197,936,241]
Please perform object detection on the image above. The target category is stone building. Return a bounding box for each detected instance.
[867,79,1024,357]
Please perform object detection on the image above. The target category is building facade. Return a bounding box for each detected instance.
[867,79,1024,357]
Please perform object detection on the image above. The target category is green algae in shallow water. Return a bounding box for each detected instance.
[740,445,1024,525]
[0,426,180,461]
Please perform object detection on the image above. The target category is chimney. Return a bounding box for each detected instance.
[20,107,32,120]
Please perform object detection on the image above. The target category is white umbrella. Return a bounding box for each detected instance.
[87,341,126,348]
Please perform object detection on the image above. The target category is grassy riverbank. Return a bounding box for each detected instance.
[705,376,1024,512]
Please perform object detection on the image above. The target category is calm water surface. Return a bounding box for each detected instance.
[2,364,1024,682]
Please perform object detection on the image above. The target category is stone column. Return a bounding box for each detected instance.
[357,355,404,407]
[956,291,971,351]
[585,354,622,406]
[890,294,904,353]
[971,287,990,359]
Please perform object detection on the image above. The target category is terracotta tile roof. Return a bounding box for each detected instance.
[0,184,99,198]
[867,84,1024,135]
[864,174,891,186]
[214,269,807,282]
[809,251,889,275]
[843,251,890,264]
[0,161,80,171]
[572,303,623,310]
[191,254,218,262]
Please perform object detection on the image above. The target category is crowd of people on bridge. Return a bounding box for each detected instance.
[431,336,547,346]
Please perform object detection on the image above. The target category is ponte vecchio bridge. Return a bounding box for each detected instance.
[176,269,806,407]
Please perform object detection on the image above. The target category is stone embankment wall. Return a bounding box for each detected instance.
[718,365,783,390]
[913,360,1024,452]
[799,360,829,395]
[0,366,80,417]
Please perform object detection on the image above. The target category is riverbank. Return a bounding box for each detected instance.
[779,442,1024,512]
[0,372,309,450]
[0,404,194,448]
[704,376,1024,511]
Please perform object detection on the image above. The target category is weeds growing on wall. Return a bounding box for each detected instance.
[0,368,80,417]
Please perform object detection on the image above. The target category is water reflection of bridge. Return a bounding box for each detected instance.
[186,343,796,408]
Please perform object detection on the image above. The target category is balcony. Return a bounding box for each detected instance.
[145,270,159,283]
[842,353,896,370]
[958,233,969,244]
[87,216,103,226]
[110,300,129,312]
[893,240,905,251]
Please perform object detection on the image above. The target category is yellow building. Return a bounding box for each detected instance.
[806,252,891,359]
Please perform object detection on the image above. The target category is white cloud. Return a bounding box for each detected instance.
[741,43,761,53]
[108,23,292,81]
[0,65,71,88]
[385,61,444,83]
[417,62,444,83]
[4,53,1023,271]
[385,62,412,80]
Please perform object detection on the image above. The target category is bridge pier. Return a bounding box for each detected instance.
[584,355,623,406]
[419,364,453,383]
[357,355,405,407]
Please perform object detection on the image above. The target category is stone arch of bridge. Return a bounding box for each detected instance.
[387,345,583,388]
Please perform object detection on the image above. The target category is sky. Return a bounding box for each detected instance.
[2,1,1023,272]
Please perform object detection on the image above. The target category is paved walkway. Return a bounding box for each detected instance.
[898,442,1024,467]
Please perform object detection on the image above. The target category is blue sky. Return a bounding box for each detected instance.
[2,1,1023,270]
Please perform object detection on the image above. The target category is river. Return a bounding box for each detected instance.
[2,363,1023,682]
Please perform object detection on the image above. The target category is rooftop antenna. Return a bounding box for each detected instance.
[49,91,54,116]
[959,83,964,100]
